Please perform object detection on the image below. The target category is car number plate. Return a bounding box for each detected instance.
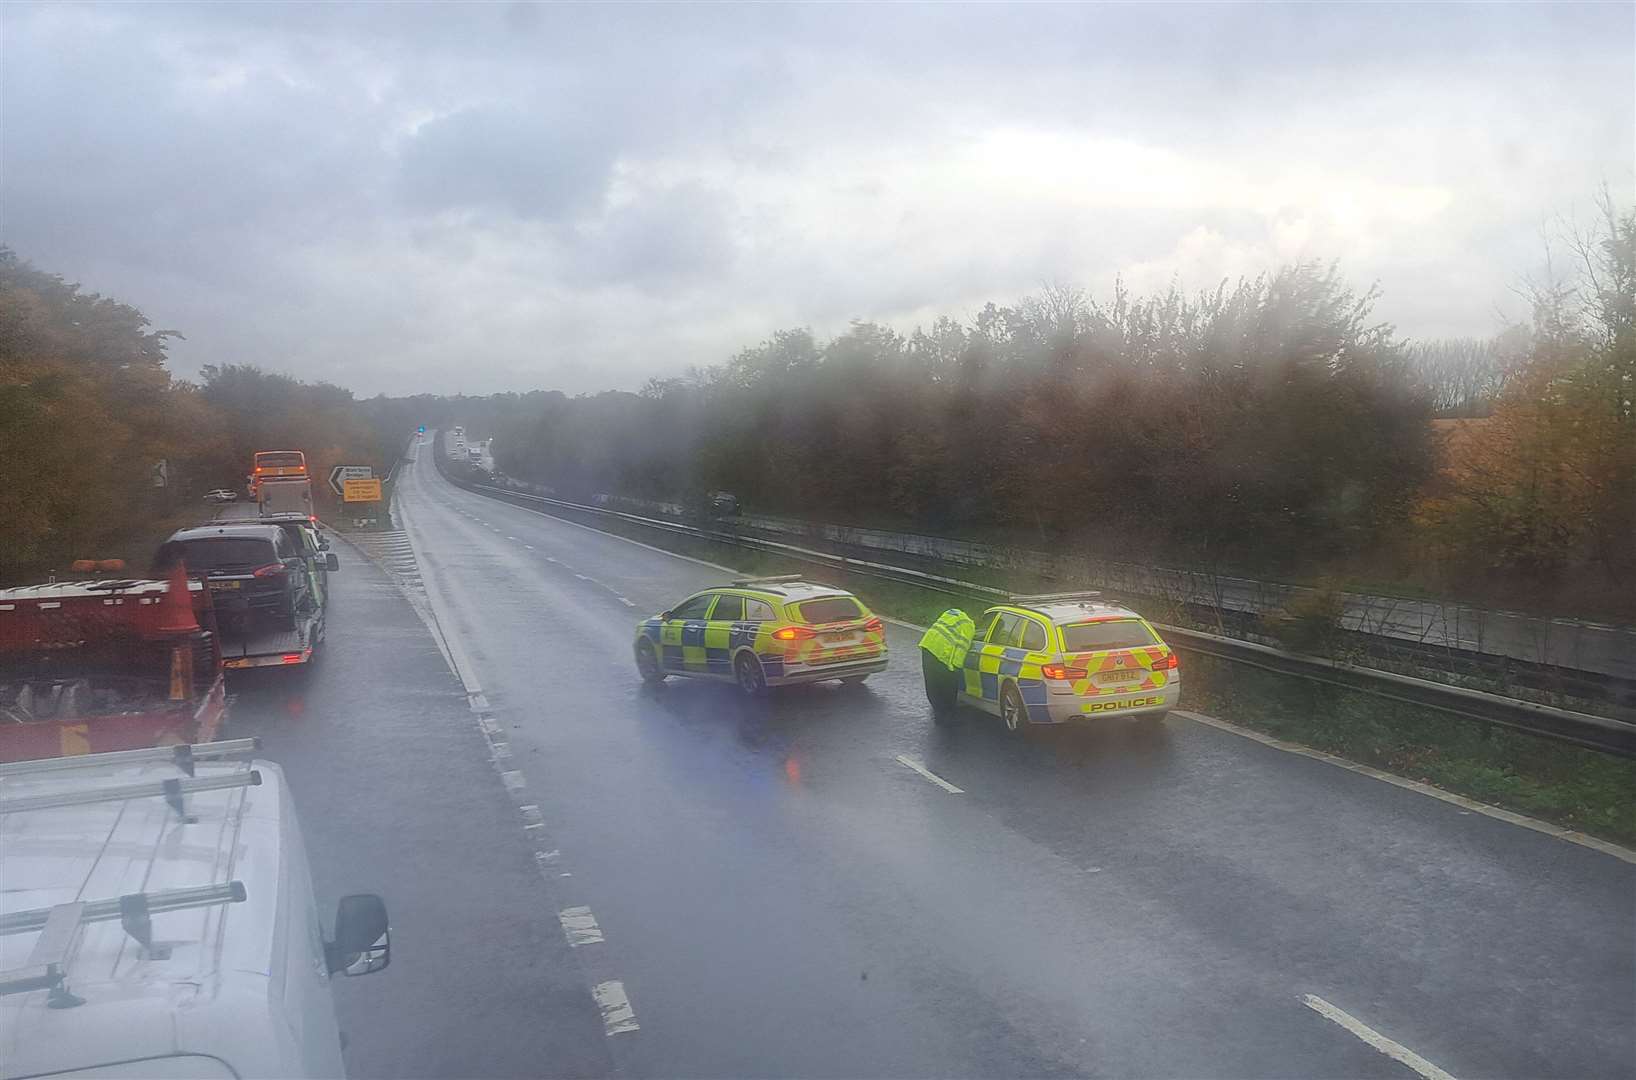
[823,631,857,643]
[1097,668,1142,683]
[208,580,241,590]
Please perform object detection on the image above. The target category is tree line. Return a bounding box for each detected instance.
[487,204,1632,611]
[5,195,1630,611]
[0,250,401,581]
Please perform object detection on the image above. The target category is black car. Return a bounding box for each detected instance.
[154,524,316,629]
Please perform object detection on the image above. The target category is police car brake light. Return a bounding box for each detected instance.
[1154,652,1179,670]
[773,626,816,641]
[1041,663,1087,680]
[862,616,883,633]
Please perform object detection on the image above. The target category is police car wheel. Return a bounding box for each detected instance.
[635,640,664,684]
[735,654,768,697]
[1000,684,1025,732]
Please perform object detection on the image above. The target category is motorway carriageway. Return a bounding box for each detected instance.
[233,439,1634,1079]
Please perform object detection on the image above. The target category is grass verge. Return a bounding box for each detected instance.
[499,492,1636,849]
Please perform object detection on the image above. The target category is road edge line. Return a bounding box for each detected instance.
[1301,994,1456,1080]
[1178,710,1636,864]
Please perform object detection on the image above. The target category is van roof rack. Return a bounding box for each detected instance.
[0,770,261,819]
[1009,590,1105,606]
[0,738,260,779]
[730,574,806,587]
[0,881,247,1003]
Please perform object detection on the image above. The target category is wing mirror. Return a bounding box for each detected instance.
[325,553,340,571]
[660,610,673,621]
[326,893,390,976]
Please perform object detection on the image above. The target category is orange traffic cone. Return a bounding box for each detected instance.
[156,561,200,635]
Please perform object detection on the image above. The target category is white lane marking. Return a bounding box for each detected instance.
[559,906,605,946]
[1302,995,1456,1080]
[616,596,637,607]
[1179,711,1636,865]
[500,769,526,793]
[507,535,518,540]
[592,981,640,1035]
[524,544,535,550]
[519,805,544,828]
[895,755,964,793]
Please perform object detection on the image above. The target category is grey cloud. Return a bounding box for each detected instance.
[575,184,738,288]
[1,1,1630,396]
[397,106,617,222]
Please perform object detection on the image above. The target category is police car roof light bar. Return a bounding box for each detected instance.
[0,738,261,778]
[0,882,248,1000]
[0,771,262,817]
[1009,590,1105,605]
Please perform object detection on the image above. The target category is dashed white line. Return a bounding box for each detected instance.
[558,906,605,946]
[616,597,638,608]
[524,544,535,550]
[592,981,640,1035]
[1302,995,1456,1080]
[499,769,526,793]
[895,755,964,793]
[507,535,518,540]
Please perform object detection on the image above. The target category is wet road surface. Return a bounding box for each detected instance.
[231,438,1635,1078]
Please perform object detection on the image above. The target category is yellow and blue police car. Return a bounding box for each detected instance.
[957,591,1180,730]
[634,575,889,696]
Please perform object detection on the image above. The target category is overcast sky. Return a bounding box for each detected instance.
[3,2,1631,396]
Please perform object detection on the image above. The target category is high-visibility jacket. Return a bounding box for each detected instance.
[919,609,976,671]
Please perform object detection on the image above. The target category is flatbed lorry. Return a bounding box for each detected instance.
[154,521,335,672]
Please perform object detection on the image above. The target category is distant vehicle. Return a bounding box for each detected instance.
[468,447,482,461]
[0,569,226,762]
[251,449,307,487]
[0,743,390,1078]
[708,490,740,518]
[957,592,1180,731]
[257,475,314,519]
[203,488,238,502]
[635,575,887,696]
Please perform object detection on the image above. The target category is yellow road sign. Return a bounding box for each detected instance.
[342,478,383,502]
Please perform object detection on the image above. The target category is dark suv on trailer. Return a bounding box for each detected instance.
[154,524,313,628]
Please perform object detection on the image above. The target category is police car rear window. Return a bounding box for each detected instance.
[794,596,862,624]
[1061,619,1158,651]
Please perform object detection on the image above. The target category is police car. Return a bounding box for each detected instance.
[635,575,888,695]
[957,591,1180,729]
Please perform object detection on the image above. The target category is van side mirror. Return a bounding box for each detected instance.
[325,553,340,572]
[660,611,673,621]
[319,537,331,550]
[326,894,390,976]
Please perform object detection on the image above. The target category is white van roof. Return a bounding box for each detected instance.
[0,747,290,1078]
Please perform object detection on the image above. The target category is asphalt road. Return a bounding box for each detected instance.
[218,521,613,1078]
[332,434,1635,1080]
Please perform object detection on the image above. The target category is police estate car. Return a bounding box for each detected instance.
[634,576,888,696]
[958,591,1180,729]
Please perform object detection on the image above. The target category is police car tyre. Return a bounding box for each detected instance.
[1000,683,1026,732]
[735,653,768,697]
[635,639,664,684]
